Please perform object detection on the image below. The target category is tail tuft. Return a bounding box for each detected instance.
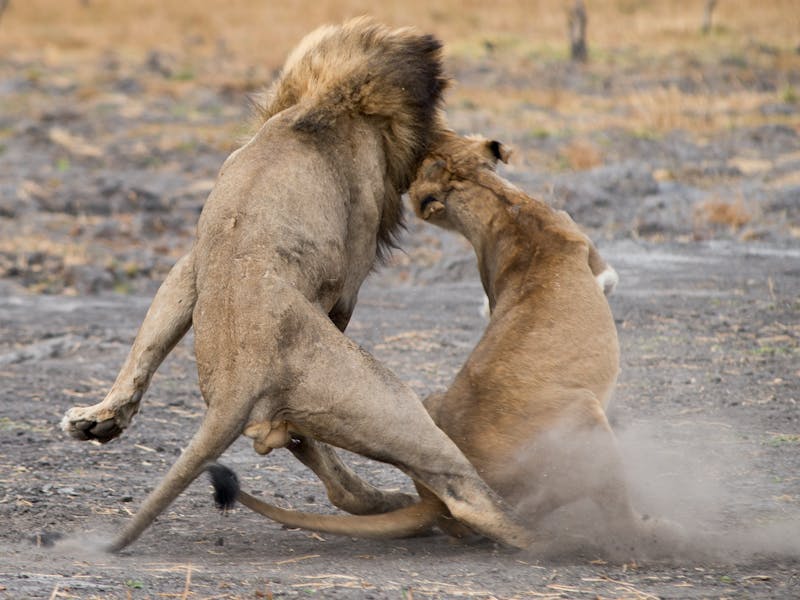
[206,463,240,511]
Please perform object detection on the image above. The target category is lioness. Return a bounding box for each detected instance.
[60,21,530,551]
[208,133,664,554]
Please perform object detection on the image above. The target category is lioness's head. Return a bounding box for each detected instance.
[410,131,619,298]
[408,132,511,228]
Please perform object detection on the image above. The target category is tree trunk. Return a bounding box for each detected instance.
[702,0,718,34]
[569,0,588,63]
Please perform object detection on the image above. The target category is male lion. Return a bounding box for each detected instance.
[208,132,677,557]
[61,21,530,552]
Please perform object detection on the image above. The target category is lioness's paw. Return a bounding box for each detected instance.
[61,393,141,443]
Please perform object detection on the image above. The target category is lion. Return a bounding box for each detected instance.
[207,132,676,556]
[60,21,531,552]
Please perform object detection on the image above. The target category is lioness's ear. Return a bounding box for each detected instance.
[420,196,445,220]
[487,140,510,164]
[424,159,448,179]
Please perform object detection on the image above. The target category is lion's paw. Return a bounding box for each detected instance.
[61,391,142,443]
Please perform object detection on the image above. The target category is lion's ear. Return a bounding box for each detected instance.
[486,140,510,164]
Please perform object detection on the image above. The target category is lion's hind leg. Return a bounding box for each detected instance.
[285,312,531,549]
[62,253,196,443]
[287,436,417,514]
[107,401,249,552]
[241,421,415,513]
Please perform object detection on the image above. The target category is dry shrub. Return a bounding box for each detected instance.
[561,139,602,170]
[695,197,752,230]
[628,85,717,133]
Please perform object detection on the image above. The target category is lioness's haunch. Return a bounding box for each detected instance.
[208,132,671,555]
[61,21,530,552]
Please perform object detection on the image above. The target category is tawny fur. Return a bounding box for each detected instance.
[61,21,529,552]
[223,133,667,555]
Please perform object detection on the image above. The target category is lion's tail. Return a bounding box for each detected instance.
[206,463,439,539]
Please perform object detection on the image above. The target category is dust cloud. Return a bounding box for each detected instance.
[53,532,112,560]
[512,418,800,563]
[617,418,800,563]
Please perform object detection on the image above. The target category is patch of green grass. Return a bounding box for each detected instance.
[56,157,71,173]
[451,34,564,62]
[527,127,551,140]
[26,67,43,83]
[175,139,198,153]
[170,103,191,118]
[123,261,140,278]
[780,84,798,104]
[113,281,134,295]
[549,154,573,172]
[0,417,49,433]
[172,66,195,81]
[523,43,568,63]
[768,434,800,447]
[125,579,144,589]
[139,155,163,168]
[714,23,733,35]
[750,345,796,357]
[630,127,662,141]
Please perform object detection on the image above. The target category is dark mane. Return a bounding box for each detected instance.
[254,18,448,259]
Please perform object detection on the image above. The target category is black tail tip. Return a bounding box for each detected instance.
[206,463,240,511]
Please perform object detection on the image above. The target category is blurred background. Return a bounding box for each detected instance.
[0,0,798,295]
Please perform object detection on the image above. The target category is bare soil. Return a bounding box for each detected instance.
[2,239,800,599]
[1,8,800,597]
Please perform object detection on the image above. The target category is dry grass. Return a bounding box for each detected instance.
[560,139,603,171]
[1,0,798,68]
[1,1,798,142]
[695,197,753,230]
[0,229,92,267]
[0,0,798,171]
[626,86,786,135]
[448,73,797,150]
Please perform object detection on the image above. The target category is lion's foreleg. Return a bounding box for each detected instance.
[62,252,196,443]
[287,436,416,514]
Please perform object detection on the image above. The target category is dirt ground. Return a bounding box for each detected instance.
[1,2,800,598]
[1,240,799,599]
